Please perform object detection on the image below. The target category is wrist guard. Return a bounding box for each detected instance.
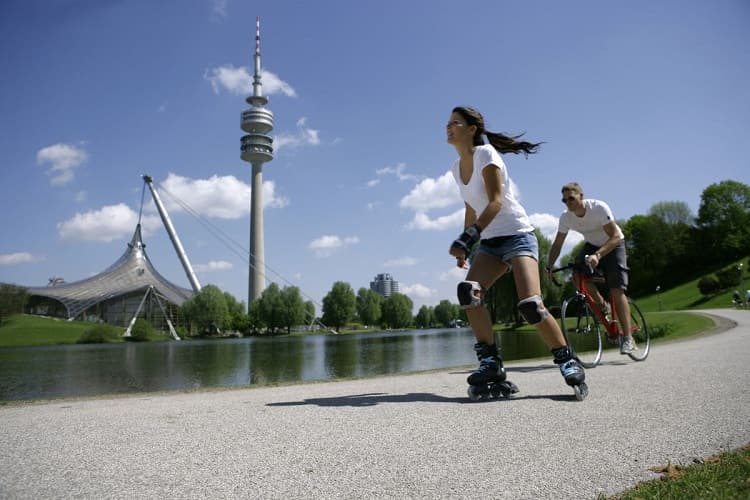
[451,224,481,258]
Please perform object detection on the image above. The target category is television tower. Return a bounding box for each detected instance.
[240,16,273,304]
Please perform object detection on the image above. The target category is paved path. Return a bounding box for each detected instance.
[1,309,748,499]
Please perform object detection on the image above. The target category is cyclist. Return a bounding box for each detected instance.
[546,182,636,354]
[446,106,586,394]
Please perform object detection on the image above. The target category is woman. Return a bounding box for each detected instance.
[446,106,587,398]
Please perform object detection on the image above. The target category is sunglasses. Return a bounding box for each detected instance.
[562,196,578,203]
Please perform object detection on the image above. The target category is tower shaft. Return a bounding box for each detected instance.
[241,16,273,307]
[249,163,265,302]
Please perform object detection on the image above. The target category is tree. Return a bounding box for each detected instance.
[414,305,435,328]
[257,283,285,334]
[246,299,263,334]
[181,284,228,335]
[223,291,248,333]
[0,284,28,325]
[280,286,306,334]
[380,292,413,329]
[321,281,356,332]
[356,287,382,327]
[434,299,456,327]
[648,201,694,226]
[696,180,750,261]
[304,301,316,326]
[623,215,671,296]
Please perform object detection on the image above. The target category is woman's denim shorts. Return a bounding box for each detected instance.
[476,231,539,265]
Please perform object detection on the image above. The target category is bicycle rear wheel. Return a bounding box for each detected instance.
[560,296,602,368]
[625,299,650,361]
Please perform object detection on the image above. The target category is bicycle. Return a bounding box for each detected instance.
[550,261,650,367]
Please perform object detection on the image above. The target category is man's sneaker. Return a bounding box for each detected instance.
[620,336,636,354]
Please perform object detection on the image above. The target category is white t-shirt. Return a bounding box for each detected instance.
[451,144,534,238]
[557,198,624,246]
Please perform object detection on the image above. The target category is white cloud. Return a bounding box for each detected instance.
[373,163,419,183]
[57,204,161,242]
[211,0,227,17]
[308,235,359,257]
[205,65,296,97]
[274,117,320,152]
[405,209,464,231]
[528,212,584,264]
[0,252,41,265]
[155,173,288,219]
[440,266,468,281]
[401,283,435,300]
[36,143,88,185]
[528,212,560,242]
[74,191,87,203]
[383,256,418,268]
[400,171,461,212]
[194,260,233,273]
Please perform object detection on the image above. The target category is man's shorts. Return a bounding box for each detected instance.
[576,241,629,291]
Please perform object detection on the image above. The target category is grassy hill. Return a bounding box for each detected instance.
[635,257,749,313]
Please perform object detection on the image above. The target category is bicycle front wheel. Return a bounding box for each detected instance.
[625,299,650,361]
[560,296,602,368]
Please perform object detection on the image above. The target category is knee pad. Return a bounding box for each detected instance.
[457,281,483,308]
[517,295,549,325]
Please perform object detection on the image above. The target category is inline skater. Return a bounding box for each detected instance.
[446,106,587,400]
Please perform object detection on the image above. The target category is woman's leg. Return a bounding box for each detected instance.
[464,252,507,344]
[510,255,567,349]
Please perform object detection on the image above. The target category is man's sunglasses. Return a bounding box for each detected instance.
[562,196,578,203]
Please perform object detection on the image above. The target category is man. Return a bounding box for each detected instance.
[547,182,636,354]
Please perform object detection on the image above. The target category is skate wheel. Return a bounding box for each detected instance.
[467,386,483,402]
[573,383,588,401]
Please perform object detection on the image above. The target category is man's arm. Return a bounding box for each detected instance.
[547,232,567,272]
[586,221,622,267]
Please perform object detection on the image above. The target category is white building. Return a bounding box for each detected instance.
[370,273,400,297]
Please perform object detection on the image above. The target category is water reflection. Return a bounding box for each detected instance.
[0,328,553,401]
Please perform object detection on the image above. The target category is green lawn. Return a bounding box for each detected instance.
[0,315,171,347]
[636,257,749,313]
[609,444,750,499]
[0,315,97,346]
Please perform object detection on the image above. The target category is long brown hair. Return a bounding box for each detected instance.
[452,106,542,157]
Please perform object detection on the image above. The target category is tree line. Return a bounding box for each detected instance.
[1,180,747,335]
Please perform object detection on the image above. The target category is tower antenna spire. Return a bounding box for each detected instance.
[241,15,274,307]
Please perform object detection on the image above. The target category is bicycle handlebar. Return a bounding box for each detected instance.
[548,256,596,287]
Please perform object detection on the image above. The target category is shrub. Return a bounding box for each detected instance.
[127,318,154,342]
[697,275,720,295]
[77,324,120,344]
[715,266,743,290]
[649,322,675,339]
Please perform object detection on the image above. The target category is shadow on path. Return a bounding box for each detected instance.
[266,391,579,407]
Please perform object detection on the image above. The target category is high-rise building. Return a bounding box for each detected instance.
[370,273,400,297]
[240,17,274,305]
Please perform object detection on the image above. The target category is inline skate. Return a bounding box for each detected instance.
[466,342,519,401]
[553,346,588,401]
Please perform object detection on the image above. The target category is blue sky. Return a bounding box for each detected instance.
[1,0,748,315]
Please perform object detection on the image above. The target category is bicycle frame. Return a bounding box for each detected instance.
[552,262,650,364]
[571,270,622,340]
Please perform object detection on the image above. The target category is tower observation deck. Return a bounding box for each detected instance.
[241,16,273,305]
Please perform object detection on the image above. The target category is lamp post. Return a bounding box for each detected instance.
[656,285,661,312]
[738,263,745,308]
